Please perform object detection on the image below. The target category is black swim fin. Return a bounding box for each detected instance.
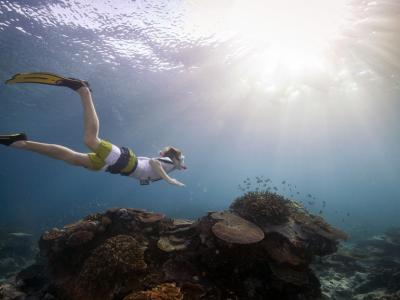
[5,72,91,91]
[0,133,27,146]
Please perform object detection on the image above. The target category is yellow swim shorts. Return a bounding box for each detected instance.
[87,140,137,173]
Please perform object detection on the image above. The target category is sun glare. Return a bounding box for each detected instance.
[186,0,350,81]
[229,1,348,45]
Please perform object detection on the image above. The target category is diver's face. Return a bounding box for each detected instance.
[172,155,186,170]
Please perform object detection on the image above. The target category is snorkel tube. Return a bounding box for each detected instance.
[159,150,187,170]
[179,155,187,170]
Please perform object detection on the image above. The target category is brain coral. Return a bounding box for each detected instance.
[79,234,147,290]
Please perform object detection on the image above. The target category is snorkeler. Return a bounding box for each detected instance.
[1,72,186,187]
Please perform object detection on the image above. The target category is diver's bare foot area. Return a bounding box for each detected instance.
[76,86,91,96]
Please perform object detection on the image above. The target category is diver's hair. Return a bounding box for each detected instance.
[161,146,182,160]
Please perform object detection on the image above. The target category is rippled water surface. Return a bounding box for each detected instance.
[0,0,399,238]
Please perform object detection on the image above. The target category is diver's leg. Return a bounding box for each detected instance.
[11,140,94,169]
[76,87,101,151]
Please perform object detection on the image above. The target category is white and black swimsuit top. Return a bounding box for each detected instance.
[130,157,176,184]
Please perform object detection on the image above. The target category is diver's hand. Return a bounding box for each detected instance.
[169,178,185,187]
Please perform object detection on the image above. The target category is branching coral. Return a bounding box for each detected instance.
[230,191,291,225]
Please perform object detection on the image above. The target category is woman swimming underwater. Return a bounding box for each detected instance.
[0,72,186,187]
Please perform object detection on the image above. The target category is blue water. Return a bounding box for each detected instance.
[0,0,399,239]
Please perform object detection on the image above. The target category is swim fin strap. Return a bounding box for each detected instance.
[0,133,27,146]
[5,72,91,91]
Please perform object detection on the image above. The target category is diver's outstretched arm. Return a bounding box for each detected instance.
[76,87,101,152]
[149,159,185,187]
[11,140,94,169]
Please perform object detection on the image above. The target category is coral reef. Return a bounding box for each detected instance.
[313,227,400,300]
[0,193,348,300]
[79,235,147,291]
[123,283,183,300]
[210,211,265,244]
[0,282,26,299]
[0,229,37,281]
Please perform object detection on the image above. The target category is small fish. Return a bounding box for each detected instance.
[307,194,312,198]
[307,201,315,205]
[319,210,323,214]
[273,186,278,191]
[346,213,350,217]
[297,192,300,195]
[9,232,33,237]
[282,180,286,184]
